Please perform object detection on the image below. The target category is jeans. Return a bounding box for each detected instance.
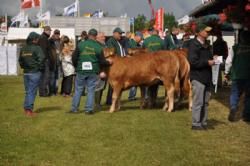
[230,79,250,118]
[23,72,41,110]
[71,74,98,112]
[191,80,211,127]
[128,87,137,100]
[39,60,50,96]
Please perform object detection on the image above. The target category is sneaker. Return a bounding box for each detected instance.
[24,109,36,117]
[85,111,94,115]
[242,116,250,122]
[191,126,205,130]
[228,111,238,122]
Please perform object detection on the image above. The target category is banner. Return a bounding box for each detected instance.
[154,8,164,32]
[21,0,40,9]
[37,11,50,21]
[0,46,7,75]
[63,2,78,16]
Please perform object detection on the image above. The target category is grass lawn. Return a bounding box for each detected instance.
[0,76,249,166]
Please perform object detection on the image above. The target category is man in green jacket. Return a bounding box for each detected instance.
[142,28,164,108]
[226,30,250,122]
[105,27,125,105]
[19,32,45,116]
[164,27,180,50]
[71,29,112,114]
[143,28,164,52]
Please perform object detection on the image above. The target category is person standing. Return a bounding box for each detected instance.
[143,28,164,108]
[105,27,125,105]
[61,36,75,97]
[38,26,52,97]
[95,32,107,109]
[225,30,250,122]
[71,29,112,114]
[164,27,180,50]
[187,23,215,130]
[48,29,61,96]
[127,31,144,101]
[19,32,45,116]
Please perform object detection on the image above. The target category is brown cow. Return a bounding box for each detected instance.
[126,48,192,111]
[157,49,192,111]
[103,48,180,113]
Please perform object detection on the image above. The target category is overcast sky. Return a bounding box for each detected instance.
[0,0,202,19]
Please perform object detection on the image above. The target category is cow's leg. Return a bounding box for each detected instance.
[188,80,193,111]
[140,86,147,109]
[109,86,122,113]
[163,81,175,112]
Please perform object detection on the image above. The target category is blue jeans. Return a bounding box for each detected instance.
[230,79,250,118]
[128,87,137,100]
[71,74,98,112]
[23,72,41,110]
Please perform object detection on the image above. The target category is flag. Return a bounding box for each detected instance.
[37,11,51,21]
[154,8,164,32]
[63,2,78,16]
[21,0,40,9]
[177,15,190,25]
[11,12,25,23]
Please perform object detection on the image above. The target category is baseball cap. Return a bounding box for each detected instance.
[88,28,98,36]
[135,31,143,39]
[27,32,40,40]
[113,27,124,34]
[54,29,60,35]
[195,23,212,33]
[44,26,52,31]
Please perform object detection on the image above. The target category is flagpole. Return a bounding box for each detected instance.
[77,0,80,17]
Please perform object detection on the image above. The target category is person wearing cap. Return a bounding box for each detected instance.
[187,23,216,130]
[127,31,144,101]
[105,27,125,105]
[225,30,250,122]
[142,28,164,108]
[48,29,61,96]
[164,27,180,50]
[19,32,45,116]
[94,31,107,109]
[38,26,52,97]
[71,28,112,114]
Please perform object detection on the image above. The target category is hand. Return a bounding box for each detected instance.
[224,74,230,81]
[99,72,106,79]
[208,60,215,66]
[107,59,113,65]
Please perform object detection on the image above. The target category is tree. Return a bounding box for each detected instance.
[164,13,177,30]
[134,14,147,31]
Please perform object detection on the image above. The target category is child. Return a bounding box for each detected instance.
[60,36,75,97]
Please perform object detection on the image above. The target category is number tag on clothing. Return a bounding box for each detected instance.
[82,62,93,70]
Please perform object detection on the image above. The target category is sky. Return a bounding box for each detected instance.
[0,0,202,19]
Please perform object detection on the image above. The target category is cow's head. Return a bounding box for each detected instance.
[127,48,149,56]
[103,48,115,58]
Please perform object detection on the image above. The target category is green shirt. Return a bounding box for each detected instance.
[143,35,164,52]
[106,37,123,56]
[19,44,45,73]
[76,39,103,75]
[231,44,250,80]
[128,39,138,48]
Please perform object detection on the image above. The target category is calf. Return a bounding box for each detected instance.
[103,48,180,113]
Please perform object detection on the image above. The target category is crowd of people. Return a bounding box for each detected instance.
[18,24,250,130]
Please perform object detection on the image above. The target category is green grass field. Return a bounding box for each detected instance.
[0,76,249,166]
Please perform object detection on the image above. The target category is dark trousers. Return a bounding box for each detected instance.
[106,84,113,105]
[148,84,159,107]
[61,75,74,95]
[39,60,50,96]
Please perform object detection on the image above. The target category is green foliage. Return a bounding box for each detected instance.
[134,14,147,31]
[0,76,250,165]
[164,13,178,30]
